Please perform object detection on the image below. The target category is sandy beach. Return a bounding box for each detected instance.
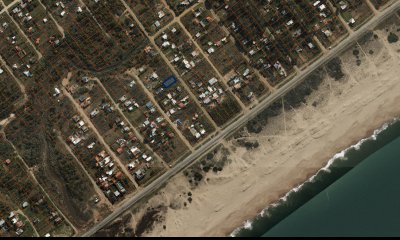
[98,18,400,237]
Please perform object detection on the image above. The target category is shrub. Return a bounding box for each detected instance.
[388,32,399,43]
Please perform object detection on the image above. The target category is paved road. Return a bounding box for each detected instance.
[82,2,400,236]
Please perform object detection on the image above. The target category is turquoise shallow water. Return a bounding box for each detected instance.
[235,119,400,237]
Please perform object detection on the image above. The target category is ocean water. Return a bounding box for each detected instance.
[233,119,400,237]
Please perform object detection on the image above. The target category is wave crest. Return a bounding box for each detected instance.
[230,118,398,237]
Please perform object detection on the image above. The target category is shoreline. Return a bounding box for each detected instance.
[97,18,400,237]
[205,21,400,237]
[217,119,400,237]
[230,118,399,236]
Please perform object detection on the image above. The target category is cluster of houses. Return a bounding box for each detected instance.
[334,0,357,26]
[227,68,255,100]
[0,211,25,236]
[69,76,159,184]
[228,22,289,79]
[221,1,324,80]
[150,6,168,29]
[0,201,61,236]
[311,1,337,38]
[67,113,130,202]
[187,6,229,55]
[52,1,84,16]
[137,100,176,146]
[189,76,225,107]
[158,85,208,141]
[160,26,200,72]
[158,26,228,108]
[94,150,129,202]
[11,0,61,47]
[94,76,178,159]
[48,211,63,226]
[110,112,153,181]
[173,0,198,13]
[68,114,89,146]
[153,75,209,141]
[138,60,210,143]
[0,19,36,78]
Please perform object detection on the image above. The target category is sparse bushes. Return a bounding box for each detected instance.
[388,32,399,43]
[185,147,231,187]
[325,57,345,81]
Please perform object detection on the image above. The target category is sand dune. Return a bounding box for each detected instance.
[116,23,400,237]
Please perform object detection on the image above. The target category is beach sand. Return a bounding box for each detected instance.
[104,21,400,237]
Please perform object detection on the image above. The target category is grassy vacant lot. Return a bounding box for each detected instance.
[0,66,22,119]
[2,0,15,6]
[9,0,63,53]
[125,0,173,35]
[370,0,391,10]
[165,0,197,16]
[0,13,38,79]
[0,139,74,237]
[333,0,373,29]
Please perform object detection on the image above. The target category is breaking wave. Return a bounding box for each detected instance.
[230,119,397,237]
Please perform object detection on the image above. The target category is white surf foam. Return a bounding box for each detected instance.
[230,119,398,237]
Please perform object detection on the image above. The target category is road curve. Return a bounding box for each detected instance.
[82,2,400,236]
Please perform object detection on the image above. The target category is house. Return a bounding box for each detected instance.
[4,159,11,165]
[200,19,209,28]
[15,221,24,228]
[158,10,165,19]
[189,127,201,139]
[119,95,127,103]
[72,115,80,123]
[22,201,29,208]
[77,120,85,128]
[116,147,124,154]
[81,125,89,133]
[194,7,204,17]
[87,142,95,149]
[208,77,218,86]
[79,95,88,103]
[116,182,126,193]
[16,228,24,236]
[0,68,3,74]
[146,101,154,110]
[54,217,62,224]
[53,87,61,97]
[23,70,32,77]
[128,80,136,88]
[69,136,82,146]
[90,108,99,118]
[339,1,348,10]
[150,72,159,81]
[135,169,145,180]
[130,146,140,156]
[82,76,89,83]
